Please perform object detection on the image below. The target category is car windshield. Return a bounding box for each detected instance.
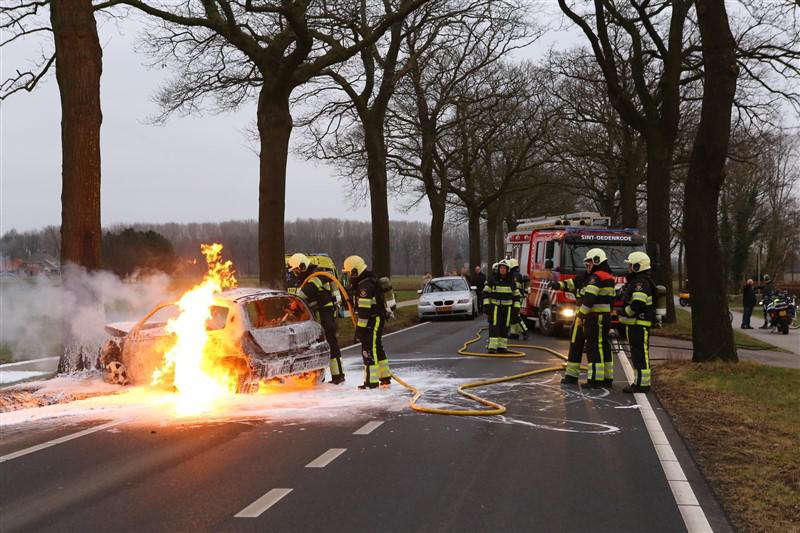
[245,296,310,328]
[566,244,643,274]
[424,278,468,293]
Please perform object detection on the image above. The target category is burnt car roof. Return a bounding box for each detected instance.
[219,287,288,303]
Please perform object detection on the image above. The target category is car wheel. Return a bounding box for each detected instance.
[418,315,427,323]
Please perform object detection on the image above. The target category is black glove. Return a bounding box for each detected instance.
[547,281,560,290]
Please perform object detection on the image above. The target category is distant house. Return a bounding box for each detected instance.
[20,255,60,276]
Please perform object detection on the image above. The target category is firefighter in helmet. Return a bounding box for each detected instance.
[483,259,521,354]
[343,255,391,389]
[619,251,656,393]
[288,253,345,384]
[577,248,616,388]
[548,269,591,384]
[507,258,529,340]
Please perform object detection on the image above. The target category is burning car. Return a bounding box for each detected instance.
[103,288,331,393]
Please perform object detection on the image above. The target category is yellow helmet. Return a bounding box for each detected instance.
[343,255,367,277]
[584,248,607,265]
[507,258,519,269]
[625,251,651,272]
[288,253,310,272]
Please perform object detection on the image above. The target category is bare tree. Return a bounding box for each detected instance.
[106,0,429,288]
[386,0,532,275]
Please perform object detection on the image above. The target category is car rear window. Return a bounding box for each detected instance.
[245,296,310,328]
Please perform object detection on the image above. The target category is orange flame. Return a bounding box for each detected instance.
[151,243,239,416]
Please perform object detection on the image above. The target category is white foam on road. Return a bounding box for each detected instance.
[616,348,712,533]
[0,357,60,369]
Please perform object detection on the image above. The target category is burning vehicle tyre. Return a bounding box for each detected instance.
[104,288,331,393]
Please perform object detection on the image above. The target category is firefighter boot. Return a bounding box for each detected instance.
[561,375,578,384]
[623,384,651,393]
[358,383,379,390]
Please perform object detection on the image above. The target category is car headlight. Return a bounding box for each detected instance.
[560,308,575,318]
[457,299,471,304]
[419,300,432,306]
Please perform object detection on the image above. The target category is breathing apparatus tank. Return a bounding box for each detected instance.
[655,285,668,319]
[379,277,397,318]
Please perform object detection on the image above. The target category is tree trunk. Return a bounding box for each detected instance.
[684,0,738,362]
[51,1,104,374]
[428,193,446,277]
[257,84,292,288]
[363,114,391,278]
[468,205,481,269]
[51,0,102,271]
[495,217,505,260]
[645,140,676,322]
[620,129,639,228]
[486,204,498,265]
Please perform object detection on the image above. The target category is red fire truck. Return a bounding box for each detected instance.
[505,212,650,336]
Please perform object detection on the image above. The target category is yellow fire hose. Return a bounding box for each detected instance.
[299,272,572,417]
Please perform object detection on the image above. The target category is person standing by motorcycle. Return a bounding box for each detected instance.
[619,252,656,393]
[758,275,775,329]
[741,278,756,330]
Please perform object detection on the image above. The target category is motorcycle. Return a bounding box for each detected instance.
[764,291,796,335]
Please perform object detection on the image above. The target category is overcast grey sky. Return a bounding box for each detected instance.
[0,7,571,233]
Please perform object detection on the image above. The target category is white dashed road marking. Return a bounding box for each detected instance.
[305,448,347,468]
[353,421,384,435]
[235,488,293,518]
[0,420,125,464]
[617,348,712,533]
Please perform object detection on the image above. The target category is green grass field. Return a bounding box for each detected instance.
[655,308,780,351]
[655,361,800,533]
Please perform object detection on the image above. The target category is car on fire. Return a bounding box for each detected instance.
[103,288,331,392]
[417,276,478,321]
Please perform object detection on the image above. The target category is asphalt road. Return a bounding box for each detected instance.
[0,318,731,532]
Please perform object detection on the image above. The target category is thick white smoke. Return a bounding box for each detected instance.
[0,264,173,362]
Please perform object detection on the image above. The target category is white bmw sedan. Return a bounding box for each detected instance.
[417,276,478,321]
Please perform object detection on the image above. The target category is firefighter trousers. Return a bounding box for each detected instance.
[358,316,391,386]
[488,305,513,350]
[318,308,344,381]
[626,325,651,387]
[584,313,612,382]
[564,317,586,378]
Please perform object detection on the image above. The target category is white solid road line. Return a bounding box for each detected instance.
[0,420,125,464]
[234,488,293,518]
[305,448,347,468]
[353,421,384,435]
[0,356,60,368]
[341,322,431,351]
[616,348,712,533]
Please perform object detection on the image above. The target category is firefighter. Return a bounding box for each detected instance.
[288,253,345,385]
[577,248,616,388]
[483,259,521,354]
[619,251,656,393]
[343,255,391,389]
[548,269,591,384]
[507,258,529,340]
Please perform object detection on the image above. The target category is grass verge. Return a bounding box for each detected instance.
[656,308,780,351]
[335,306,420,349]
[654,361,800,533]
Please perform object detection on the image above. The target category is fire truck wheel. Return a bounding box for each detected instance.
[538,305,562,337]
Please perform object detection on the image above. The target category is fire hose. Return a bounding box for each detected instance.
[299,272,573,417]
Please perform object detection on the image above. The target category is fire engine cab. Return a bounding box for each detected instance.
[505,212,648,336]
